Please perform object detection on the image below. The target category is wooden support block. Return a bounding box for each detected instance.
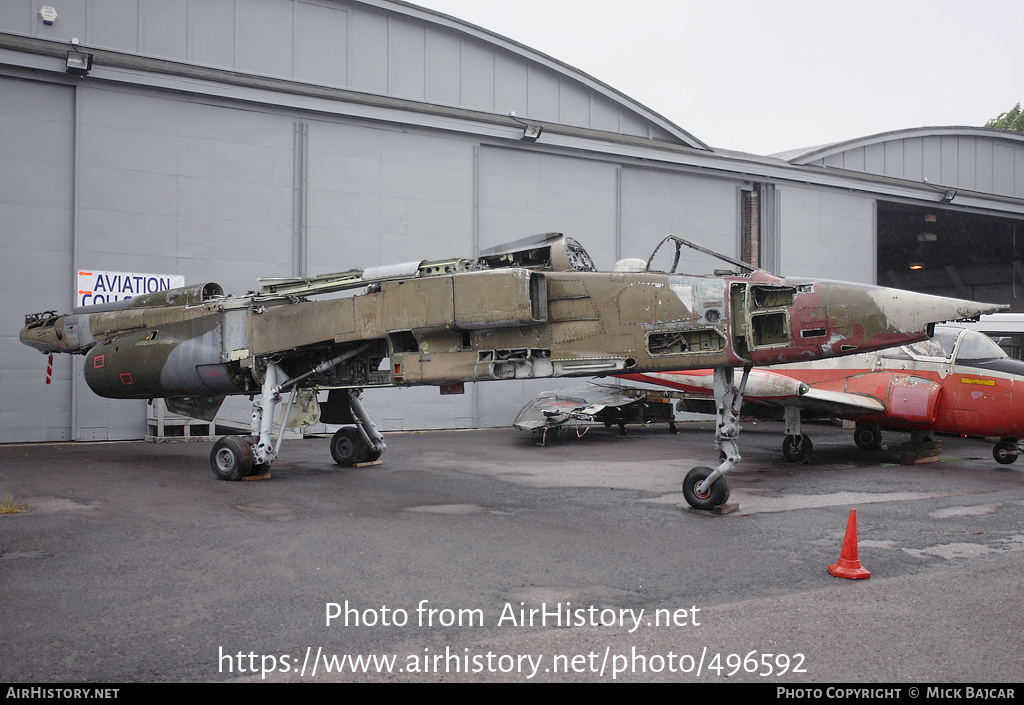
[899,439,942,465]
[901,456,941,465]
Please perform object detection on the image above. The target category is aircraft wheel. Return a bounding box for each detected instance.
[993,440,1019,465]
[210,436,255,481]
[682,467,730,510]
[854,424,882,451]
[782,434,813,462]
[331,427,368,466]
[365,447,383,462]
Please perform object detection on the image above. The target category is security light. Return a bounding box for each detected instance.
[65,50,93,76]
[521,124,543,142]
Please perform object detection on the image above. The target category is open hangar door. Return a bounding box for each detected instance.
[877,201,1024,312]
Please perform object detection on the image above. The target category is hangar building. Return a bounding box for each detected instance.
[2,0,1023,443]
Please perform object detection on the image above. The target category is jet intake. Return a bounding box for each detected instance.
[83,329,244,399]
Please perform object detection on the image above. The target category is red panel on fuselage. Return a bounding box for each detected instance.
[886,376,941,425]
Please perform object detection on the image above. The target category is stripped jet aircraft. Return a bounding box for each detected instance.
[20,233,1004,509]
[513,386,677,444]
[621,324,1024,464]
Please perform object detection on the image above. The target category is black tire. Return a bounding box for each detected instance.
[238,434,270,473]
[365,447,383,462]
[993,440,1019,465]
[854,424,882,451]
[782,434,813,462]
[210,436,254,481]
[243,436,271,475]
[682,466,730,510]
[331,427,368,466]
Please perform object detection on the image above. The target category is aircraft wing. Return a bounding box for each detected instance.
[619,370,885,416]
[513,388,645,431]
[771,387,885,416]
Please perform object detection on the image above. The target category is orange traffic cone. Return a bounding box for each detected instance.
[828,508,871,579]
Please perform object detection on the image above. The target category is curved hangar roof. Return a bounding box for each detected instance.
[775,127,1024,199]
[0,0,707,150]
[381,1,708,149]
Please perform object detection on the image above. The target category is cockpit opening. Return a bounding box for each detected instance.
[891,326,1007,363]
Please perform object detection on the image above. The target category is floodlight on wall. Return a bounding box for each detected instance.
[521,124,543,142]
[940,189,957,204]
[65,50,93,76]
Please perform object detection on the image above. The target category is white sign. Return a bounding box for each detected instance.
[77,269,185,308]
[39,6,57,25]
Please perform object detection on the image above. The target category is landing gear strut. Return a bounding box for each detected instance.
[330,390,386,466]
[208,363,388,479]
[684,366,750,510]
[210,361,293,480]
[781,406,813,462]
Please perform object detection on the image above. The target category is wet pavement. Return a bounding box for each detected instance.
[1,420,1022,683]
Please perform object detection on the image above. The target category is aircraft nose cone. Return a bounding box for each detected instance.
[869,289,1007,337]
[779,281,1009,363]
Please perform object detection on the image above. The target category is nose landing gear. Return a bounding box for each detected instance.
[683,366,749,511]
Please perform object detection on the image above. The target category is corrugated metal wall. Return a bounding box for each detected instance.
[0,77,75,443]
[814,135,1024,200]
[0,0,676,142]
[777,186,875,282]
[619,167,740,269]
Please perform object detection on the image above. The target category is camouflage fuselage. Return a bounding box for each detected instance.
[21,265,994,401]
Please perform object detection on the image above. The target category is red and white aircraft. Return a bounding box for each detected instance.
[619,324,1024,464]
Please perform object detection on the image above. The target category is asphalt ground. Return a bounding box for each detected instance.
[1,420,1022,684]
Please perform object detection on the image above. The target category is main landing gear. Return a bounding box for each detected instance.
[993,438,1021,465]
[683,366,750,510]
[211,435,257,481]
[210,361,294,481]
[329,390,385,467]
[779,407,884,462]
[782,433,813,462]
[779,406,813,462]
[209,362,385,480]
[853,423,882,451]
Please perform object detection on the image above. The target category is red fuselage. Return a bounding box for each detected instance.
[619,327,1024,439]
